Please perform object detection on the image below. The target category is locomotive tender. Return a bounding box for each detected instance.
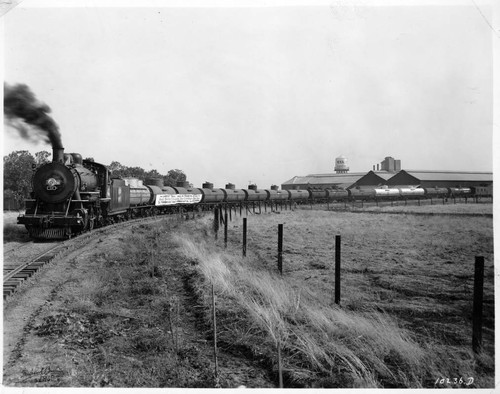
[18,148,487,240]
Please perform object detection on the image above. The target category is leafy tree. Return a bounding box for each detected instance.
[3,189,19,210]
[34,150,51,165]
[106,161,188,186]
[108,161,124,177]
[3,150,35,207]
[145,169,162,179]
[122,166,146,179]
[164,169,187,187]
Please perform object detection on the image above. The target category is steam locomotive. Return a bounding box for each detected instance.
[18,148,490,240]
[18,148,296,239]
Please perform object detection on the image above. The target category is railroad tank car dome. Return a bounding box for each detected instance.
[145,178,164,187]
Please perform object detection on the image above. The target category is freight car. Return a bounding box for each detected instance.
[304,185,477,203]
[18,148,200,239]
[470,185,493,199]
[18,149,300,239]
[17,148,489,240]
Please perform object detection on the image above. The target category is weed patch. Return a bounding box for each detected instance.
[170,209,494,388]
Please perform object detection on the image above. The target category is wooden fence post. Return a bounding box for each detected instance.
[213,207,219,240]
[277,339,283,388]
[242,218,247,257]
[473,256,484,353]
[278,224,283,275]
[224,211,228,248]
[212,284,220,387]
[335,235,341,305]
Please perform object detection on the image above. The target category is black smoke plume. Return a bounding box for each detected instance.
[4,83,63,149]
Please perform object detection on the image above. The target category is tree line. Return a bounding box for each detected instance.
[3,150,187,209]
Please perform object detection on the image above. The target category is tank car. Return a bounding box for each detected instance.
[448,187,471,197]
[198,182,226,204]
[287,189,310,202]
[171,183,203,205]
[399,187,425,199]
[266,186,290,202]
[348,187,376,200]
[123,178,152,206]
[374,187,401,199]
[244,184,269,202]
[308,187,329,201]
[325,188,349,202]
[223,183,246,203]
[155,183,180,206]
[423,187,449,198]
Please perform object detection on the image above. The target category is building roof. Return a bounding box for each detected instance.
[398,170,493,182]
[282,172,366,187]
[369,171,395,180]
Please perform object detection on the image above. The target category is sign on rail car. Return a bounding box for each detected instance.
[155,194,202,206]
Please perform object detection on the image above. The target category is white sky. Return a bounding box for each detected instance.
[2,0,498,189]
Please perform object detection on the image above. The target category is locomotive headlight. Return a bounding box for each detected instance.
[46,177,62,191]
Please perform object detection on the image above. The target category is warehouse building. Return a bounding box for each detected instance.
[386,170,493,189]
[352,170,394,188]
[282,155,397,190]
[281,155,493,192]
[282,172,368,190]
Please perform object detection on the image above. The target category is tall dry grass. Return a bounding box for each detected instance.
[174,224,434,388]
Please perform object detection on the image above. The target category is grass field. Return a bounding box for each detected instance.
[3,204,494,388]
[181,205,494,387]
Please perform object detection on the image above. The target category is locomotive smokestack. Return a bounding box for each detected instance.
[4,83,63,149]
[53,147,65,163]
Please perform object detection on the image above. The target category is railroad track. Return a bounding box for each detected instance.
[3,245,63,299]
[3,214,179,300]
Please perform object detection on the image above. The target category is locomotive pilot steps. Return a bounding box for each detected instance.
[18,148,490,240]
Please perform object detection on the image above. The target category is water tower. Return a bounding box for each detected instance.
[334,155,349,174]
